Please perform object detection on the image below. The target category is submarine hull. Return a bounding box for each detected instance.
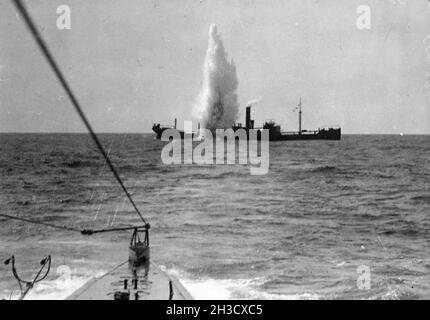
[67,261,192,300]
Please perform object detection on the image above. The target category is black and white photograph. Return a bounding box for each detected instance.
[0,0,429,305]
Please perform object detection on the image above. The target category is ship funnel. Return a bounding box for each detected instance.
[245,106,253,130]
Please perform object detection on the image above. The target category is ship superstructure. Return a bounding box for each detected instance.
[153,98,341,141]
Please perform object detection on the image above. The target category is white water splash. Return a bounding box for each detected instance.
[165,268,319,300]
[20,266,105,300]
[193,25,239,131]
[180,278,319,300]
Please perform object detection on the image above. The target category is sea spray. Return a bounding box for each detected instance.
[193,25,239,131]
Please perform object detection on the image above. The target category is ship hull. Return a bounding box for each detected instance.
[152,127,192,140]
[153,127,341,141]
[269,128,341,141]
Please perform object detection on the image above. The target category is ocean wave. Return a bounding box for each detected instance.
[182,277,319,300]
[311,166,339,173]
[3,266,106,300]
[410,195,430,204]
[62,160,98,168]
[16,200,32,206]
[380,228,421,237]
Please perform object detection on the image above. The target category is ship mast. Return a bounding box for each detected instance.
[298,96,302,134]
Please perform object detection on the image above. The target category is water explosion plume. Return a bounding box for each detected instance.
[193,25,239,131]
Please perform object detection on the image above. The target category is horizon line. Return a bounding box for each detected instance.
[1,132,430,136]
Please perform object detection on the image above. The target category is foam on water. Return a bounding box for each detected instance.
[166,268,320,300]
[1,266,106,300]
[24,274,92,300]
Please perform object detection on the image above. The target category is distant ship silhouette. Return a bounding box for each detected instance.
[153,98,341,141]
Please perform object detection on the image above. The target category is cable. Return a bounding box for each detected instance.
[0,213,148,235]
[12,0,147,225]
[0,213,82,233]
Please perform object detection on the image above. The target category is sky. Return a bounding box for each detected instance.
[0,0,429,134]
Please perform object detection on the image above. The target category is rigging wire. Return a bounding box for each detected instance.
[0,212,82,233]
[11,0,148,227]
[0,213,147,235]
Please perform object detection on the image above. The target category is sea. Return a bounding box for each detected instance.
[0,133,429,300]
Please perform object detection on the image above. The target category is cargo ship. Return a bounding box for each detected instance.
[152,98,341,141]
